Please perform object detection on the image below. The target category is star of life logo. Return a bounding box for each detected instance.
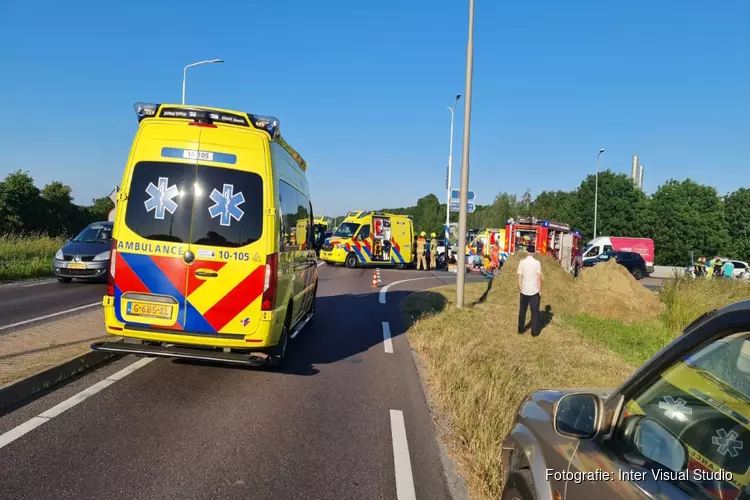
[658,396,693,422]
[208,184,245,227]
[712,428,743,458]
[144,177,179,219]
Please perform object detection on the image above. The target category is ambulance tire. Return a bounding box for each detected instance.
[267,309,291,370]
[396,263,406,270]
[345,252,358,268]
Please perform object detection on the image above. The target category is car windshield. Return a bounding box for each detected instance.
[333,223,360,238]
[72,224,112,243]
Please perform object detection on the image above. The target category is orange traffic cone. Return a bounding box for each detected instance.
[372,271,378,287]
[376,268,382,285]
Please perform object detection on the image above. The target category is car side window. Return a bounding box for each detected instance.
[603,245,614,253]
[358,225,370,240]
[586,246,600,257]
[621,332,750,498]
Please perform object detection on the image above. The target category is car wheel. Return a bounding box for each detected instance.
[632,268,643,280]
[57,277,72,283]
[396,262,406,270]
[345,252,358,268]
[501,470,536,500]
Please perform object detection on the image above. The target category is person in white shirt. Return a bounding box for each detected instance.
[517,245,543,335]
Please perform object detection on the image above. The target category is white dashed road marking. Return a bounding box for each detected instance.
[382,321,393,353]
[21,280,57,288]
[0,358,155,450]
[390,409,417,500]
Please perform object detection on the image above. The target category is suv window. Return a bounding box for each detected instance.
[124,161,263,247]
[734,261,747,270]
[622,332,750,495]
[125,161,195,243]
[616,253,631,262]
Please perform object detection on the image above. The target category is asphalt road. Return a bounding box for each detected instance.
[0,264,477,500]
[0,279,105,332]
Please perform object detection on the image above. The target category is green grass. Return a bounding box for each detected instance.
[562,313,675,366]
[0,233,66,281]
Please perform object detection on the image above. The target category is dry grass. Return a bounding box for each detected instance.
[660,275,750,333]
[403,254,750,500]
[404,282,635,500]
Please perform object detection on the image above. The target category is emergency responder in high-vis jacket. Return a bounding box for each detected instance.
[430,232,438,269]
[416,231,427,270]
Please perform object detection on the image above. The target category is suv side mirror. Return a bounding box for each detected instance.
[621,415,687,472]
[553,393,602,439]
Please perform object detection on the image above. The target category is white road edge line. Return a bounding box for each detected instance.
[390,409,417,500]
[379,278,431,305]
[21,280,57,288]
[317,261,326,267]
[0,302,100,332]
[0,358,155,450]
[382,321,393,353]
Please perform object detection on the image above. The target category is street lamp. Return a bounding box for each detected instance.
[445,94,462,260]
[182,59,224,105]
[455,0,475,308]
[593,148,605,239]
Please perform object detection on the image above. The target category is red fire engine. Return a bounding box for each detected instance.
[505,217,583,275]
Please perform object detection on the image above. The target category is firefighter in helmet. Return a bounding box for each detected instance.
[430,232,438,269]
[416,231,428,270]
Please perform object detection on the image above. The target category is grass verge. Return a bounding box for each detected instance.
[403,267,750,500]
[403,282,635,500]
[0,233,64,281]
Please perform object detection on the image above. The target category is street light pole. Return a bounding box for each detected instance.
[455,0,475,309]
[182,59,224,105]
[445,94,462,260]
[593,148,605,239]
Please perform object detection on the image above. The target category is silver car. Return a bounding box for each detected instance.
[53,221,113,283]
[501,301,750,499]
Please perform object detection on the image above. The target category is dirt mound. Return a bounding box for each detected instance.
[487,253,576,313]
[485,252,663,323]
[576,259,664,322]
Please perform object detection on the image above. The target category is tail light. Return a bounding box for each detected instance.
[261,253,279,311]
[107,238,117,297]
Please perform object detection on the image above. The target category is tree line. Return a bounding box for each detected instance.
[3,168,747,267]
[0,170,114,237]
[375,171,749,267]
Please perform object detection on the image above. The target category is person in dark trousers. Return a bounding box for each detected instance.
[517,245,543,336]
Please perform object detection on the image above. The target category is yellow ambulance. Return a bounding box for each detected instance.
[319,211,414,268]
[91,102,318,368]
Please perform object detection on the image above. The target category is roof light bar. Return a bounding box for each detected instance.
[134,102,159,121]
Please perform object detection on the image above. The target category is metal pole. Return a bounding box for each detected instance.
[445,95,460,260]
[455,0,475,308]
[594,148,604,239]
[182,67,188,105]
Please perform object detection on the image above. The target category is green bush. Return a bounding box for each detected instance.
[0,233,65,281]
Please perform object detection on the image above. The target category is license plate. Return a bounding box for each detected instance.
[68,263,87,269]
[127,301,173,319]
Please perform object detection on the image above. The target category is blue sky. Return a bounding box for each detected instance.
[1,0,747,216]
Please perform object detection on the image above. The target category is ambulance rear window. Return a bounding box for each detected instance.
[124,161,263,247]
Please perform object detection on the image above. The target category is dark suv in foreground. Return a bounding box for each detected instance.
[501,301,750,499]
[583,250,649,279]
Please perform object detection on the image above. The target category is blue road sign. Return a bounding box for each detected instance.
[450,201,476,213]
[450,190,475,201]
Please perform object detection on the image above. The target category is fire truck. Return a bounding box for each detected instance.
[505,216,584,276]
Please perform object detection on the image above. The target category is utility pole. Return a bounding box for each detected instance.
[593,148,605,239]
[445,94,462,261]
[455,0,475,308]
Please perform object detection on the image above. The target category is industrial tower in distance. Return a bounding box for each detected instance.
[631,155,644,190]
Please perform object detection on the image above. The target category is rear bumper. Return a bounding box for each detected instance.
[91,341,271,367]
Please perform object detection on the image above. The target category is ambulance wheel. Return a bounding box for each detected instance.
[345,252,358,268]
[396,263,406,270]
[57,277,72,283]
[267,323,289,370]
